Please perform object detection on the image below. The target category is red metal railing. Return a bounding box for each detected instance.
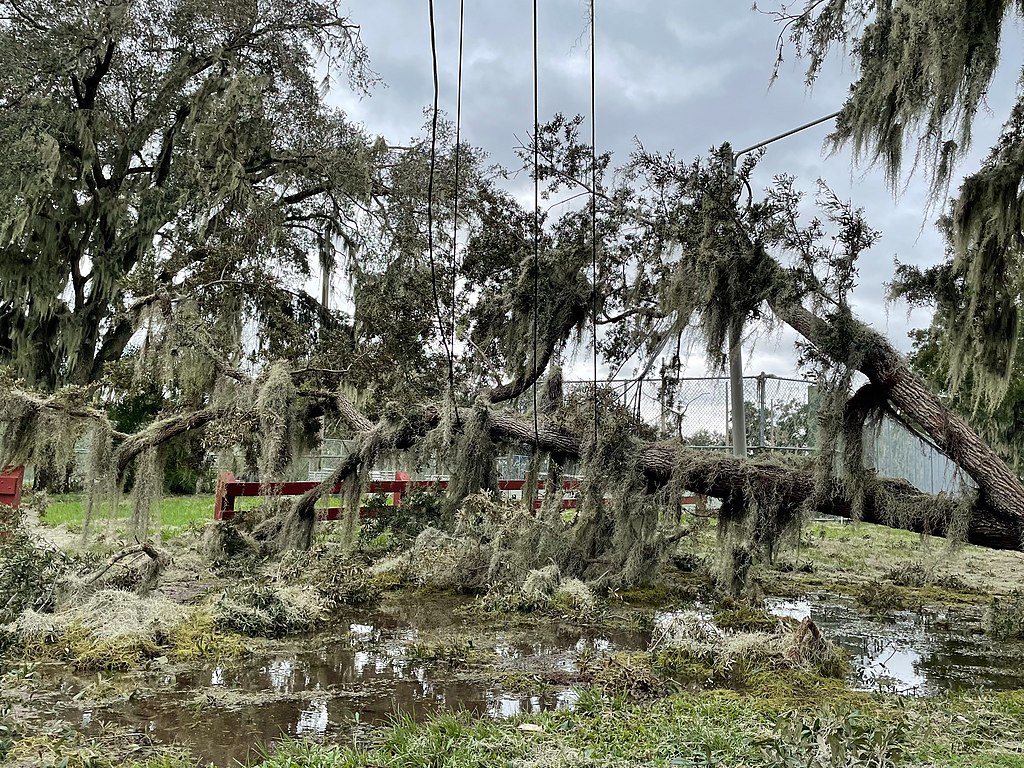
[213,471,585,521]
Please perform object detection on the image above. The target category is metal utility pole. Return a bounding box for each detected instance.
[728,110,840,460]
[728,319,746,457]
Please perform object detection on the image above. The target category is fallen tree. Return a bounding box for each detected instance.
[300,392,1014,553]
[2,85,1022,580]
[770,269,1024,531]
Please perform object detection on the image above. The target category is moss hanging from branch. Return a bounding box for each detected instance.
[267,397,420,552]
[256,362,299,485]
[442,402,498,516]
[130,445,163,541]
[773,1,1024,404]
[82,422,115,540]
[775,0,1007,196]
[941,100,1024,404]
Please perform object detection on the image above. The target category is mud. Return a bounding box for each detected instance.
[8,590,1024,766]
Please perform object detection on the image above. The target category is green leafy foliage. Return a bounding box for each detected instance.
[772,0,1024,402]
[360,485,446,550]
[0,701,15,763]
[760,706,906,768]
[213,580,319,638]
[986,589,1024,640]
[0,506,71,622]
[0,0,377,391]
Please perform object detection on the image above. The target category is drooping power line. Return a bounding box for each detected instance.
[426,0,455,388]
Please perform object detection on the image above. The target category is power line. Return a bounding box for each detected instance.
[532,0,540,445]
[590,0,599,447]
[451,0,465,400]
[426,0,454,387]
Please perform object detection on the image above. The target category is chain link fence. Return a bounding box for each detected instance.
[58,371,967,497]
[562,374,817,454]
[297,374,819,484]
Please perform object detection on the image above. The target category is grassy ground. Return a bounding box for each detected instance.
[11,683,1024,767]
[8,504,1024,768]
[42,493,214,538]
[669,513,1024,608]
[40,492,362,539]
[241,687,1024,768]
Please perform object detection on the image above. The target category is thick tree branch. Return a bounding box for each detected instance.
[328,390,1018,550]
[762,253,1024,532]
[114,406,230,478]
[485,299,590,404]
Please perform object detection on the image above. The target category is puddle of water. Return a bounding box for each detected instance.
[765,595,1024,694]
[17,592,1024,766]
[35,597,633,766]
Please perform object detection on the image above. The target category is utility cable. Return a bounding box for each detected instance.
[450,0,465,401]
[590,0,599,446]
[426,0,454,387]
[532,0,540,446]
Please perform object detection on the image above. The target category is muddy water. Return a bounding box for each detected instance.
[15,592,1024,766]
[766,594,1024,694]
[37,596,638,766]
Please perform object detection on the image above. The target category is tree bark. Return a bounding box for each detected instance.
[770,289,1024,536]
[487,411,1021,550]
[318,397,1023,552]
[113,406,229,479]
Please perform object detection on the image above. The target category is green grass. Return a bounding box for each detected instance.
[12,687,1022,768]
[43,493,214,537]
[101,686,1024,768]
[41,492,373,539]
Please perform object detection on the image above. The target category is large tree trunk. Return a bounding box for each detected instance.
[307,396,1022,552]
[770,287,1024,536]
[486,412,1023,551]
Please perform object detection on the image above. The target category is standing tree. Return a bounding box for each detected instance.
[5,3,1024,589]
[0,0,379,392]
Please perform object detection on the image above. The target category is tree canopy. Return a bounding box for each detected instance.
[3,2,1024,583]
[0,0,381,390]
[770,0,1024,404]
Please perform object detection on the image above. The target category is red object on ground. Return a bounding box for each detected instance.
[212,471,591,521]
[211,469,706,522]
[0,466,25,509]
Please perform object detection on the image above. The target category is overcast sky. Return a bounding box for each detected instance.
[330,1,1021,381]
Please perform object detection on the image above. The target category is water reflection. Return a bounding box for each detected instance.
[766,595,1024,694]
[33,592,1024,768]
[296,699,329,736]
[266,660,294,693]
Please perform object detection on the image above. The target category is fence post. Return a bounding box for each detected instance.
[214,471,236,521]
[0,465,25,510]
[757,373,767,453]
[394,470,410,506]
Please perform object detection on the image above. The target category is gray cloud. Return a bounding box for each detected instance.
[336,1,1021,378]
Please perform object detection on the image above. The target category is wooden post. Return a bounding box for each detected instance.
[0,466,25,509]
[214,470,237,521]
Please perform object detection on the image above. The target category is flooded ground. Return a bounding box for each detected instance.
[766,594,1024,694]
[10,595,645,765]
[10,591,1024,766]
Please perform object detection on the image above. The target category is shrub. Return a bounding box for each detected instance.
[212,581,321,638]
[760,706,905,768]
[0,507,73,623]
[856,581,907,612]
[986,590,1024,640]
[881,561,971,593]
